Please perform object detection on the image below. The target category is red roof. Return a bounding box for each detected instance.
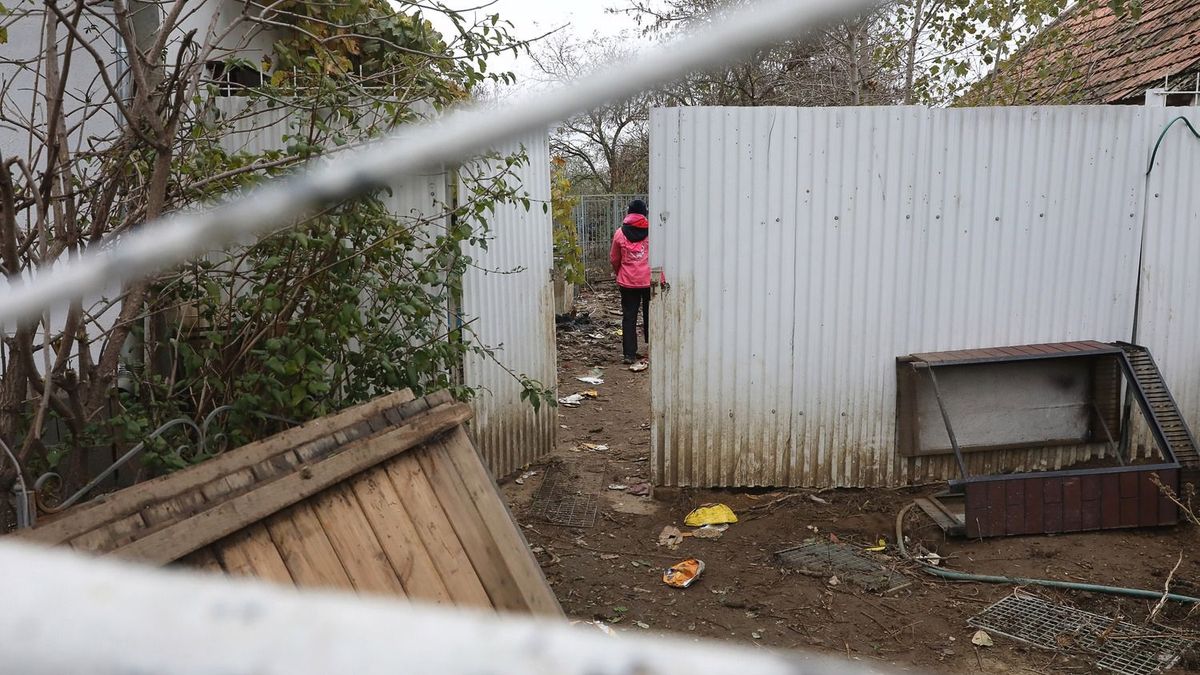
[981,0,1200,104]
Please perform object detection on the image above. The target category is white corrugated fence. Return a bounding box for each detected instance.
[650,105,1200,488]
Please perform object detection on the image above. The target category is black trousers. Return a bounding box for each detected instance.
[619,286,651,359]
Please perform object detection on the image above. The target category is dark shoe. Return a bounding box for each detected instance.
[622,356,636,365]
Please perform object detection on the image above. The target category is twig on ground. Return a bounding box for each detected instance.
[1148,552,1184,625]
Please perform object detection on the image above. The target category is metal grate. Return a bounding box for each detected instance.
[969,592,1195,675]
[774,540,909,593]
[530,495,599,528]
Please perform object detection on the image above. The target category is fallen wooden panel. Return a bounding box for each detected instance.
[14,390,561,617]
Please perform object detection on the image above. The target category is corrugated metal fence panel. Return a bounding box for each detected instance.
[213,97,292,156]
[650,106,1149,488]
[461,130,557,478]
[1136,107,1200,442]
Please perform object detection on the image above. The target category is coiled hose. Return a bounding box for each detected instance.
[895,502,1200,604]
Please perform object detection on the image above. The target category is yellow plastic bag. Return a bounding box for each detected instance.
[683,503,738,527]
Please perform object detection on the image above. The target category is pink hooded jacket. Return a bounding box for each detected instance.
[610,213,651,288]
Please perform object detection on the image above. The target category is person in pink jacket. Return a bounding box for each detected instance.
[610,199,651,364]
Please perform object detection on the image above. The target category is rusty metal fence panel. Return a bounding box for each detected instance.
[650,106,1151,488]
[461,131,558,478]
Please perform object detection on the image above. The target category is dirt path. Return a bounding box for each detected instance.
[501,284,1200,674]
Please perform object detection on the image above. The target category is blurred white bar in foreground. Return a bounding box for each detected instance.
[0,541,891,675]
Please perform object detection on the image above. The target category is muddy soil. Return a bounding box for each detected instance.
[501,284,1200,674]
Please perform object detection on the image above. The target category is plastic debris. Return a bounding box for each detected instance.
[752,631,763,640]
[828,575,840,586]
[587,332,606,340]
[577,376,605,386]
[971,630,993,647]
[629,361,648,372]
[572,620,618,638]
[627,483,651,496]
[658,526,685,550]
[608,484,629,491]
[684,503,738,527]
[663,558,705,588]
[635,621,650,629]
[691,523,728,540]
[600,553,619,560]
[514,470,538,485]
[809,494,829,505]
[558,394,585,407]
[864,538,887,552]
[578,443,609,452]
[581,389,600,399]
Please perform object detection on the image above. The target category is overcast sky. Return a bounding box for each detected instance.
[426,0,637,79]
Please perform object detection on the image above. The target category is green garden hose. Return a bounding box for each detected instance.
[895,502,1200,604]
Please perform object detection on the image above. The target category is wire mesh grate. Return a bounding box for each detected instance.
[773,540,909,593]
[530,495,599,528]
[969,592,1194,675]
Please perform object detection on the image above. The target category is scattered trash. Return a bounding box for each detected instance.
[608,484,628,491]
[577,376,605,386]
[658,526,685,550]
[635,621,650,629]
[514,470,538,485]
[691,524,728,540]
[615,329,623,336]
[684,503,738,527]
[910,545,942,566]
[558,394,585,407]
[627,483,651,496]
[577,443,609,452]
[599,553,619,560]
[971,630,993,648]
[629,361,648,372]
[806,525,819,533]
[827,575,840,586]
[864,538,887,552]
[752,631,763,640]
[581,389,600,399]
[663,558,705,588]
[587,332,606,340]
[809,494,829,505]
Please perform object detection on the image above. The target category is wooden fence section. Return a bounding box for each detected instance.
[15,390,561,617]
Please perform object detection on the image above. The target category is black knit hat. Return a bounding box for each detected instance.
[627,199,649,216]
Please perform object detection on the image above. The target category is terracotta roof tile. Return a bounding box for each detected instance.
[986,0,1200,104]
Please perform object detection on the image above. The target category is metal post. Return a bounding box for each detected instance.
[919,364,969,481]
[1090,402,1123,466]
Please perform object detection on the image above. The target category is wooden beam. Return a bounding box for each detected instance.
[106,403,473,565]
[21,389,417,546]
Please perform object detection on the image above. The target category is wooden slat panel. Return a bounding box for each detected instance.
[179,547,225,574]
[1081,475,1101,530]
[1101,474,1121,528]
[309,483,407,597]
[1024,477,1044,535]
[1138,472,1160,527]
[1062,477,1083,532]
[986,482,1006,537]
[265,502,353,590]
[384,453,492,610]
[435,428,558,616]
[1159,469,1180,525]
[349,466,453,604]
[1005,481,1025,535]
[20,389,418,546]
[964,482,987,538]
[213,523,294,586]
[1043,477,1063,532]
[106,403,472,564]
[417,431,559,615]
[69,512,146,553]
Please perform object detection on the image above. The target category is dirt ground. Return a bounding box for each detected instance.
[501,284,1200,674]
